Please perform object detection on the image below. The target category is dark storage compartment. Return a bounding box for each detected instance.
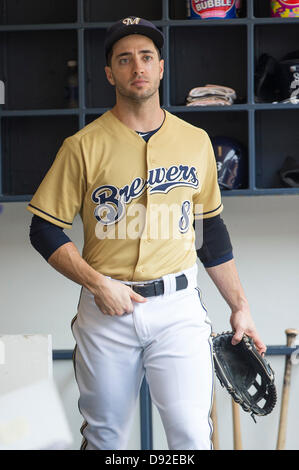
[84,0,162,22]
[0,0,77,25]
[175,111,249,190]
[254,24,299,103]
[255,109,299,189]
[0,30,78,110]
[85,29,115,108]
[254,0,274,18]
[1,115,78,195]
[169,25,247,106]
[255,24,299,65]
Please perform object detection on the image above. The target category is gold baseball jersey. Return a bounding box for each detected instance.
[27,110,223,281]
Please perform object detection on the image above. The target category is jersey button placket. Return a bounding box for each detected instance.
[135,145,149,280]
[133,144,152,345]
[145,145,154,260]
[135,144,153,278]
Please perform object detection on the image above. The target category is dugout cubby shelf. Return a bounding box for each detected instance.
[254,23,299,104]
[169,24,247,106]
[0,29,78,110]
[176,110,249,191]
[84,0,163,22]
[84,28,114,109]
[1,115,78,196]
[255,108,299,190]
[0,0,299,200]
[0,0,77,25]
[254,0,273,18]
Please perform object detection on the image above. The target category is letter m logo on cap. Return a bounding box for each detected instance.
[122,17,141,25]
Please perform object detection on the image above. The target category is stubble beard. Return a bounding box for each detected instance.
[114,75,161,104]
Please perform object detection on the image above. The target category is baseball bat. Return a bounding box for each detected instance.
[210,332,220,450]
[232,399,242,450]
[211,389,220,450]
[276,328,299,450]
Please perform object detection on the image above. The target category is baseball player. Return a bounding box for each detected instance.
[27,17,266,450]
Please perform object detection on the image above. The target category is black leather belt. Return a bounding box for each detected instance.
[127,274,188,297]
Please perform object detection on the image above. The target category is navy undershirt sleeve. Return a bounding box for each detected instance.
[30,212,232,267]
[29,215,72,261]
[194,215,233,268]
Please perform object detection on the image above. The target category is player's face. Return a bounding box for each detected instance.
[105,35,164,103]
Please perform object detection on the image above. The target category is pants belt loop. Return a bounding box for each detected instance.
[184,264,198,290]
[162,272,177,296]
[170,273,177,294]
[161,273,170,296]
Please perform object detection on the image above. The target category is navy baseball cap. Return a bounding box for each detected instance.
[104,17,164,63]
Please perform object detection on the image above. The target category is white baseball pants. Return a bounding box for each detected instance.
[71,264,214,450]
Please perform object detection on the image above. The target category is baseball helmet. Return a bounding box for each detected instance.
[211,136,247,190]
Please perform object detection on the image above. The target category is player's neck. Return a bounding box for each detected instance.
[111,96,164,133]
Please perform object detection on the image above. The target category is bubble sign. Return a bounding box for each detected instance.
[187,0,237,19]
[0,80,4,104]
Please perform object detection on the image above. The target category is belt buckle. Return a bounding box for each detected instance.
[131,282,146,293]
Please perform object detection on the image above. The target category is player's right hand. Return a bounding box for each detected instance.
[92,277,147,316]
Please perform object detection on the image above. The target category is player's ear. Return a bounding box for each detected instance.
[159,59,164,80]
[105,66,115,86]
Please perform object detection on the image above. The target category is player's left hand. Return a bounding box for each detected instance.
[230,309,267,357]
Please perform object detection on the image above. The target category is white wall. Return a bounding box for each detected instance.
[0,195,298,450]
